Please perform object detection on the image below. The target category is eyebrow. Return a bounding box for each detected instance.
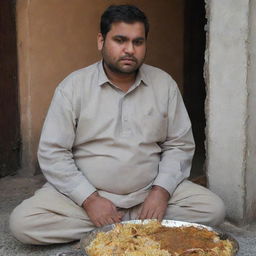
[112,35,145,41]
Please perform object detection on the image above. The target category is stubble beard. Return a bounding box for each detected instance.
[104,60,140,75]
[102,50,145,75]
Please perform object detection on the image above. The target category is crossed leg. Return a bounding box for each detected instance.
[9,180,225,245]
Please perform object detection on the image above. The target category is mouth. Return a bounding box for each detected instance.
[119,57,137,64]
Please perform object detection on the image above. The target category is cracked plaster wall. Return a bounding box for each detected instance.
[205,0,256,224]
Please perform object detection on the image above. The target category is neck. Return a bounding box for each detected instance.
[103,62,137,92]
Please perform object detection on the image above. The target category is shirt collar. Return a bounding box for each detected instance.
[97,60,150,88]
[135,65,150,87]
[97,60,110,87]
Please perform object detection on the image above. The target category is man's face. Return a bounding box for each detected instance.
[97,22,147,75]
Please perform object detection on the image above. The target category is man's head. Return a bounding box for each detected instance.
[100,5,149,39]
[98,5,149,76]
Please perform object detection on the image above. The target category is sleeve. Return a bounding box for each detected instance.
[37,83,97,206]
[152,85,195,196]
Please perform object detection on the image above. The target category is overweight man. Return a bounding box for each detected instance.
[10,5,225,245]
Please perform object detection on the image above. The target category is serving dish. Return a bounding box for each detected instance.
[80,219,239,256]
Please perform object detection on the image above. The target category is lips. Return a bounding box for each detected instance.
[119,56,137,63]
[121,59,135,64]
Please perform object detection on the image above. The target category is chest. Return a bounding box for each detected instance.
[75,84,170,143]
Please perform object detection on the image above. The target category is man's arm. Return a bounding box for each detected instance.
[139,85,195,220]
[38,87,97,205]
[38,85,122,226]
[154,86,195,193]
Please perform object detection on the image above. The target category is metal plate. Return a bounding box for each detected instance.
[80,219,239,255]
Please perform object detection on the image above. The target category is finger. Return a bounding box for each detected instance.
[139,207,149,220]
[98,218,108,227]
[106,217,115,225]
[105,214,117,225]
[111,208,123,222]
[111,216,119,224]
[109,208,122,222]
[151,211,161,221]
[157,211,165,222]
[110,214,120,224]
[93,220,102,227]
[145,209,155,220]
[151,207,165,222]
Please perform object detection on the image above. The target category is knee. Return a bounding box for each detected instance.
[9,204,35,244]
[206,195,226,226]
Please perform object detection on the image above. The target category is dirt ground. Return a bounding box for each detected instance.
[0,175,81,256]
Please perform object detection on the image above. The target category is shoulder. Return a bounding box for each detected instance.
[58,62,99,90]
[53,62,100,102]
[140,63,178,94]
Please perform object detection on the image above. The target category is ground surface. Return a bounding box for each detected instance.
[0,175,256,255]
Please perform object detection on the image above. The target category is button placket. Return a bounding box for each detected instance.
[120,95,131,137]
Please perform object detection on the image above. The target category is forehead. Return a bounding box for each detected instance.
[107,21,146,38]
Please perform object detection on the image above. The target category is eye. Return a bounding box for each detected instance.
[133,39,144,46]
[114,37,125,44]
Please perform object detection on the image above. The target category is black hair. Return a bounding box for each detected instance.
[100,5,149,39]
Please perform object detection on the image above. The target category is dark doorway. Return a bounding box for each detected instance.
[183,0,207,179]
[0,0,20,177]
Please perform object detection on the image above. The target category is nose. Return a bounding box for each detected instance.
[124,42,135,55]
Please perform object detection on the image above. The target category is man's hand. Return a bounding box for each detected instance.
[138,185,170,221]
[82,192,123,227]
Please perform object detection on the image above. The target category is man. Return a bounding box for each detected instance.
[10,5,225,245]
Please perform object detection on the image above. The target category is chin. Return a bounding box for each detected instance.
[120,64,141,74]
[121,69,138,75]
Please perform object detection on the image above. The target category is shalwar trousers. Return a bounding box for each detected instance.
[9,180,225,245]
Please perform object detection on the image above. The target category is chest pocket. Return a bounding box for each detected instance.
[140,112,168,143]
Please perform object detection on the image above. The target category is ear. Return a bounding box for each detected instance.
[97,33,104,51]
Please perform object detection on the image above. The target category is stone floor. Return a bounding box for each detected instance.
[0,174,256,256]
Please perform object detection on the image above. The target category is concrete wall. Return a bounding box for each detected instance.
[16,0,185,175]
[245,0,256,222]
[206,0,256,224]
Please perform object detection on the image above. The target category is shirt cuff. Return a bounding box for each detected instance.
[69,181,97,206]
[153,162,185,196]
